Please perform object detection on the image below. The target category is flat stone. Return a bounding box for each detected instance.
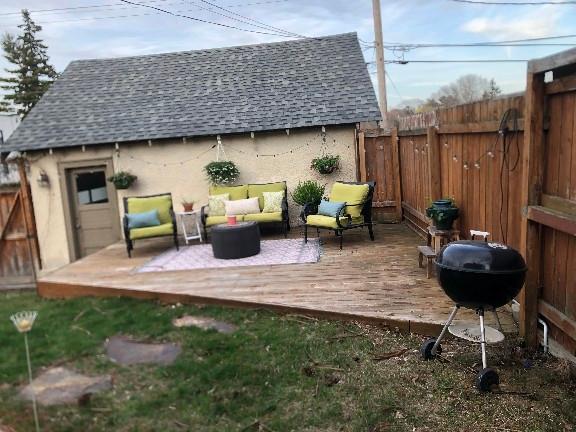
[19,367,112,406]
[172,315,237,334]
[105,335,181,366]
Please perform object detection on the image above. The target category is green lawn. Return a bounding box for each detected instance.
[0,292,574,432]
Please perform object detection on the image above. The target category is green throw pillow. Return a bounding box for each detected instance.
[262,191,284,213]
[208,193,229,216]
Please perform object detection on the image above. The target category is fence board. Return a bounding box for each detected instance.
[0,187,35,289]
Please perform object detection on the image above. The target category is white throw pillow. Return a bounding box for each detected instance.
[224,197,260,216]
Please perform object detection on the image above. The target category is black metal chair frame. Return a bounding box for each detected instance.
[123,192,179,257]
[200,182,290,240]
[302,181,376,249]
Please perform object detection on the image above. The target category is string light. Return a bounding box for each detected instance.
[463,162,469,170]
[474,162,481,169]
[227,132,324,158]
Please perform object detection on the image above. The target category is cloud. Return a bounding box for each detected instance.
[460,6,561,40]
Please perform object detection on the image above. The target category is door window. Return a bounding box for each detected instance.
[75,171,109,205]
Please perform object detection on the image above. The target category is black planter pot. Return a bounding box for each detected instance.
[426,199,459,230]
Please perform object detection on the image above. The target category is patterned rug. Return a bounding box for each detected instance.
[135,238,321,273]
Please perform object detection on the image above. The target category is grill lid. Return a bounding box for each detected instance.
[436,241,527,274]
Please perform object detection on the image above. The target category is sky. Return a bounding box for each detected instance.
[1,0,575,108]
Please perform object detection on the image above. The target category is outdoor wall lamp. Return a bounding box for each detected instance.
[37,169,50,187]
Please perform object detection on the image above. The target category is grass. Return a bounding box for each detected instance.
[0,292,575,432]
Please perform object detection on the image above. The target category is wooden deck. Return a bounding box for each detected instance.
[37,224,515,335]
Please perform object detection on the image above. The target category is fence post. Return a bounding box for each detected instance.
[358,130,367,182]
[519,70,546,349]
[426,126,441,202]
[391,128,402,221]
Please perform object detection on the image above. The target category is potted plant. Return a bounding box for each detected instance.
[426,198,459,230]
[292,180,326,218]
[107,171,137,190]
[181,199,195,212]
[311,154,340,174]
[204,161,239,185]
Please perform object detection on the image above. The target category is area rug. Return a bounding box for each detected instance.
[135,238,321,273]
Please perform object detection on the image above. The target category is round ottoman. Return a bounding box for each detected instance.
[211,221,261,259]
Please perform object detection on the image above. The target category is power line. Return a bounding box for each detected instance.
[176,0,300,36]
[384,34,576,46]
[0,0,289,17]
[100,0,299,37]
[195,0,305,38]
[385,70,403,101]
[387,59,529,64]
[449,0,576,4]
[385,43,576,48]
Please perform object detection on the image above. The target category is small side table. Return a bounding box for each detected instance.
[427,226,460,252]
[176,210,203,244]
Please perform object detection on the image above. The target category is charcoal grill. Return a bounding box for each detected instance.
[420,240,527,391]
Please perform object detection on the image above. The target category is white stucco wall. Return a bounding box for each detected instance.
[28,125,358,271]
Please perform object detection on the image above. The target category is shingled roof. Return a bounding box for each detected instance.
[4,32,381,152]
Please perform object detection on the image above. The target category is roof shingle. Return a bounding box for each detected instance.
[4,32,381,152]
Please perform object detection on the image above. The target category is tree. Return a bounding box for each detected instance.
[0,9,58,117]
[424,74,501,109]
[482,78,502,100]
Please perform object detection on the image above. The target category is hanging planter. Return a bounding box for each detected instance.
[426,198,459,230]
[107,171,137,190]
[311,154,340,175]
[204,161,240,185]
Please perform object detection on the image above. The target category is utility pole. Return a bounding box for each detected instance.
[372,0,388,126]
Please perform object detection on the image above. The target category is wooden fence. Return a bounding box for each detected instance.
[0,185,35,289]
[358,48,576,355]
[358,132,401,222]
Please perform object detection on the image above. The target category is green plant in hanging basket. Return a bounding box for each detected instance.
[204,161,240,185]
[107,171,137,189]
[311,154,340,174]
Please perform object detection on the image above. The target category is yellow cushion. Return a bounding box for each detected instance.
[130,222,173,240]
[127,195,173,224]
[306,214,339,229]
[244,212,283,223]
[209,185,248,201]
[248,182,286,210]
[329,183,369,218]
[205,215,245,226]
[306,214,364,229]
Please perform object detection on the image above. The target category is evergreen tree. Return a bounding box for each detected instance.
[0,9,58,117]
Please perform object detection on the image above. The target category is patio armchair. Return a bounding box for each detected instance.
[302,181,375,249]
[123,192,179,257]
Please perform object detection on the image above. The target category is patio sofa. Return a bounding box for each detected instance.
[123,192,179,257]
[201,182,290,238]
[302,181,375,249]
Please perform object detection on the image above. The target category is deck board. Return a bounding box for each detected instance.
[37,224,515,335]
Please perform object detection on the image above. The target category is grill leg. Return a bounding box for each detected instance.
[492,309,503,332]
[479,309,488,370]
[432,305,460,355]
